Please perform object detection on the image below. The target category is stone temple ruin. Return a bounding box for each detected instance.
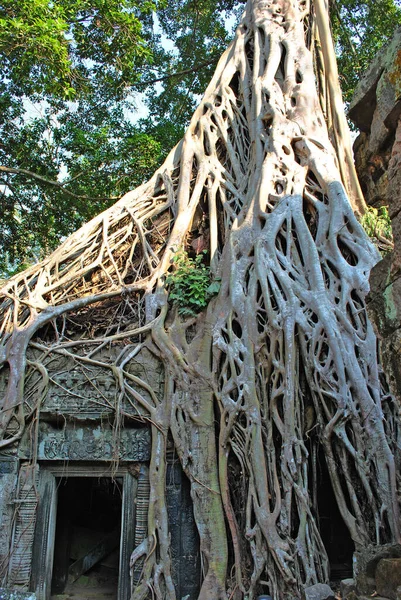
[0,347,200,599]
[0,2,401,600]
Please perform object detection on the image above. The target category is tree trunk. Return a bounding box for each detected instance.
[0,1,400,599]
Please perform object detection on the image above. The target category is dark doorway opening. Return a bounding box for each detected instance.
[316,448,354,581]
[51,477,123,599]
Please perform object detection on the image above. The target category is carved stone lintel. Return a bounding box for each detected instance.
[19,424,151,462]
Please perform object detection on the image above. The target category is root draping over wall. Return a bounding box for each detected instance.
[0,1,400,599]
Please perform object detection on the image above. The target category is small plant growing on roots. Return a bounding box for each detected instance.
[361,205,393,254]
[0,1,400,599]
[165,249,220,317]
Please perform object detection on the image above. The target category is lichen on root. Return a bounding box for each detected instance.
[0,1,400,599]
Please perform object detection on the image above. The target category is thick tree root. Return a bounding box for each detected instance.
[1,1,400,599]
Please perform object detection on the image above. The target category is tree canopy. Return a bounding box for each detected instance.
[331,0,401,102]
[0,0,400,275]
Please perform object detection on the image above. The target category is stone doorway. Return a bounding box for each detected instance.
[5,424,200,600]
[51,476,123,600]
[316,448,354,581]
[29,465,138,600]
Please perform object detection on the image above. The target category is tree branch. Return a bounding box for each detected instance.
[0,165,118,202]
[136,58,218,87]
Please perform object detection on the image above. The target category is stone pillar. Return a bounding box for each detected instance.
[119,472,138,600]
[0,457,18,586]
[7,464,39,591]
[30,470,57,600]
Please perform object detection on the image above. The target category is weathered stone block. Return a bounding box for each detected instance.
[353,544,401,595]
[366,251,401,405]
[349,27,401,131]
[391,211,401,273]
[0,590,36,600]
[356,576,376,596]
[344,593,358,600]
[369,105,392,155]
[340,578,356,598]
[301,583,335,600]
[359,597,395,600]
[376,558,401,600]
[348,64,381,132]
[378,328,401,404]
[370,73,401,153]
[367,254,401,335]
[387,117,401,218]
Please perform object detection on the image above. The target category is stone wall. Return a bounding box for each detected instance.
[349,26,401,405]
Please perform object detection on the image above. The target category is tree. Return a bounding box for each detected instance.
[2,0,401,276]
[0,0,244,275]
[0,2,401,598]
[330,0,401,102]
[0,0,167,274]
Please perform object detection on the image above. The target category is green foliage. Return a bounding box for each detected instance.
[143,0,245,133]
[331,0,401,103]
[0,0,168,275]
[361,205,393,252]
[1,0,401,276]
[165,249,221,317]
[0,104,165,275]
[0,0,166,100]
[0,0,243,275]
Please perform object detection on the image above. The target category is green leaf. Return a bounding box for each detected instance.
[206,281,221,296]
[164,248,215,317]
